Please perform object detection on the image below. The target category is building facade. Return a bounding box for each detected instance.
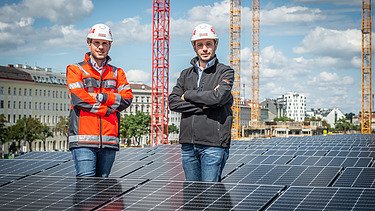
[279,92,306,122]
[0,64,157,155]
[0,64,69,155]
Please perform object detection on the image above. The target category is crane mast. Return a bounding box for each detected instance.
[361,0,372,134]
[230,0,241,139]
[251,0,260,129]
[151,0,170,145]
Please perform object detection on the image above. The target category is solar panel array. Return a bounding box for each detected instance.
[0,134,374,210]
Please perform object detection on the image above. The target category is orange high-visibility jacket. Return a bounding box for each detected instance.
[66,53,133,150]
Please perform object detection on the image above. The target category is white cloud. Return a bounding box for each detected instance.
[113,17,151,44]
[262,6,325,25]
[126,69,151,85]
[0,0,93,25]
[293,27,361,57]
[293,0,361,6]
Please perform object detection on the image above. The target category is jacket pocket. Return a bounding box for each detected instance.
[78,110,99,135]
[194,115,219,145]
[102,112,119,137]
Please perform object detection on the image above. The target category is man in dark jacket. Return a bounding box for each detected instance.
[169,23,234,182]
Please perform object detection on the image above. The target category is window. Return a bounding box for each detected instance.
[29,89,32,96]
[35,89,38,96]
[8,101,10,109]
[24,88,27,96]
[0,100,3,109]
[18,88,21,95]
[29,102,31,109]
[48,90,50,97]
[8,87,11,95]
[19,101,21,109]
[44,90,46,97]
[14,88,17,95]
[35,102,38,110]
[0,87,3,95]
[24,102,26,109]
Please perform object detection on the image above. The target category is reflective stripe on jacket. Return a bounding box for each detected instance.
[66,53,133,150]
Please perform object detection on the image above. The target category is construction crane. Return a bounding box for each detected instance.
[361,0,372,134]
[251,0,260,129]
[151,0,170,145]
[230,0,241,139]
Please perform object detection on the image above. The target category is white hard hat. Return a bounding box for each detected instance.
[191,23,218,42]
[87,23,113,42]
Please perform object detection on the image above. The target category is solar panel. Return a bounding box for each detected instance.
[0,133,373,210]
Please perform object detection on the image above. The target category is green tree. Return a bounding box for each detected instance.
[345,112,355,123]
[168,124,179,134]
[7,122,25,153]
[39,124,54,151]
[13,117,44,152]
[274,116,294,122]
[0,114,9,158]
[55,116,69,137]
[120,111,150,146]
[334,117,352,133]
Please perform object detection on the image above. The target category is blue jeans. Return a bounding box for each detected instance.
[181,143,229,182]
[71,147,116,177]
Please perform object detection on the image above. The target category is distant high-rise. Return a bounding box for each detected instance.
[279,92,306,122]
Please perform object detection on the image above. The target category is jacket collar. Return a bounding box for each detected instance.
[84,52,111,67]
[190,55,218,69]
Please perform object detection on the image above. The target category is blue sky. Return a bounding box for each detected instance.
[0,0,368,114]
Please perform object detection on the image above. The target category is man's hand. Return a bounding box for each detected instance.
[181,94,185,101]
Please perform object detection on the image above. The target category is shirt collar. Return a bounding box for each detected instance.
[195,57,215,71]
[89,54,111,73]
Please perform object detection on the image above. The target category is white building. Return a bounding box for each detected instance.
[279,92,306,122]
[0,64,69,154]
[0,64,158,153]
[322,108,346,128]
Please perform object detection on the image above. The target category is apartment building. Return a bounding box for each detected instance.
[278,92,306,122]
[0,64,158,153]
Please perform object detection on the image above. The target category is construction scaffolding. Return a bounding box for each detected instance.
[230,0,242,139]
[251,0,260,129]
[361,0,372,134]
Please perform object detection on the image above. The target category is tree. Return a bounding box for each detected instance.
[334,117,352,133]
[12,117,44,152]
[274,116,294,122]
[0,114,9,158]
[7,122,25,153]
[39,124,54,151]
[55,116,69,137]
[120,111,150,146]
[345,112,355,123]
[168,124,179,134]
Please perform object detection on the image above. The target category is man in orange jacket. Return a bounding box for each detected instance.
[66,23,133,177]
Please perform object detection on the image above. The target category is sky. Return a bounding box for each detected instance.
[0,0,369,114]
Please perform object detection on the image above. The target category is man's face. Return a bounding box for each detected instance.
[194,39,217,62]
[88,39,111,61]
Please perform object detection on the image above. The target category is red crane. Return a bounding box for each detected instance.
[151,0,170,145]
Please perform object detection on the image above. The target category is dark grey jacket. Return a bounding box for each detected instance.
[169,56,234,148]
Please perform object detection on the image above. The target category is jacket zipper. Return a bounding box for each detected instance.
[191,115,195,144]
[99,70,103,148]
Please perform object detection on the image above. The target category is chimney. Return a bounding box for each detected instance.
[8,64,14,68]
